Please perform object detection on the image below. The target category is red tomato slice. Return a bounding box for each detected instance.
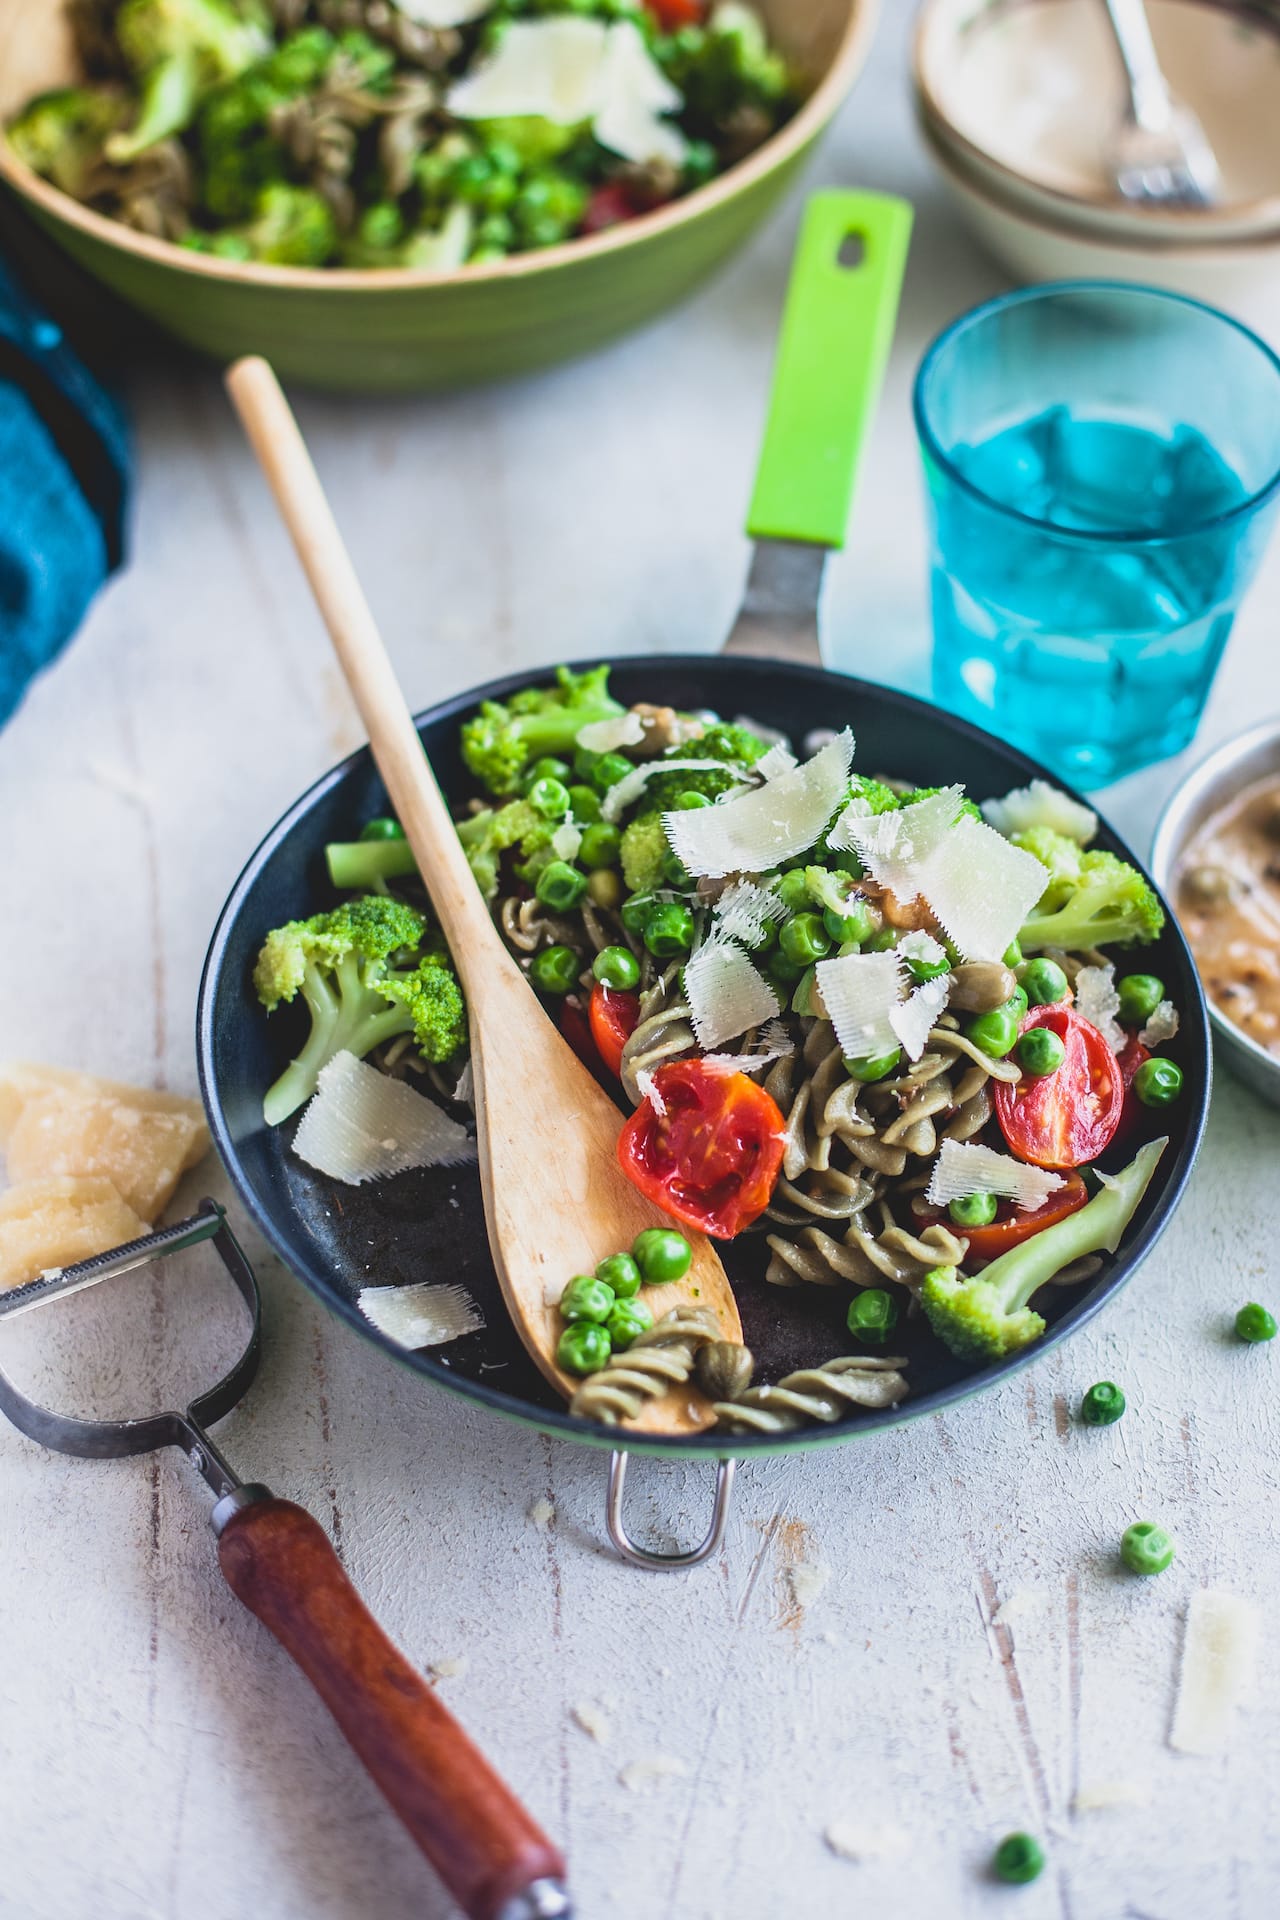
[617,1059,785,1239]
[1116,1034,1150,1087]
[958,1174,1090,1265]
[581,184,640,234]
[995,1004,1125,1170]
[588,983,641,1077]
[646,0,705,28]
[559,997,597,1073]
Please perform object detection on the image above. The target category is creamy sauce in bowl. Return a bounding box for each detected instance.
[1176,776,1280,1056]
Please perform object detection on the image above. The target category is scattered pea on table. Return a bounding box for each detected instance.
[1235,1302,1277,1343]
[1120,1520,1175,1576]
[992,1833,1045,1885]
[1080,1381,1126,1425]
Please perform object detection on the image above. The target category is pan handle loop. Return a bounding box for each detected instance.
[605,1451,735,1571]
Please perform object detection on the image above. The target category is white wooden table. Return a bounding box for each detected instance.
[3,10,1279,1918]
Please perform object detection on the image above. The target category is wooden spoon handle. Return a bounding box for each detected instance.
[224,356,502,965]
[217,1493,566,1920]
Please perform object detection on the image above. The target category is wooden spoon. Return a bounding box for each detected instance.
[225,358,740,1434]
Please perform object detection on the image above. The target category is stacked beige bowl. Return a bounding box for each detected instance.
[913,0,1280,328]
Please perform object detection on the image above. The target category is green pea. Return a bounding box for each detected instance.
[568,784,601,822]
[579,822,621,869]
[592,751,633,794]
[632,1227,691,1284]
[1002,939,1023,969]
[966,1007,1019,1059]
[1120,1520,1175,1576]
[843,1049,902,1083]
[527,775,571,819]
[766,948,804,986]
[1006,984,1030,1022]
[905,947,951,984]
[1022,957,1069,1006]
[528,944,579,995]
[524,756,572,790]
[672,789,712,810]
[662,849,693,887]
[824,899,875,946]
[992,1833,1044,1885]
[573,747,601,784]
[949,1191,999,1228]
[865,927,899,953]
[593,945,640,991]
[1080,1381,1126,1425]
[1117,973,1164,1025]
[606,1298,653,1350]
[1134,1057,1182,1107]
[774,870,811,914]
[559,1274,615,1324]
[556,1322,612,1376]
[779,912,831,966]
[587,869,623,910]
[846,1287,899,1346]
[1017,1027,1066,1077]
[535,861,588,912]
[1235,1302,1277,1343]
[360,816,404,841]
[595,1252,641,1299]
[644,903,694,958]
[620,892,656,936]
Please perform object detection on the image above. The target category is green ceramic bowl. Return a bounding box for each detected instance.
[0,0,879,391]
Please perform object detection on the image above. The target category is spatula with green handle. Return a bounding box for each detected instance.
[725,188,913,663]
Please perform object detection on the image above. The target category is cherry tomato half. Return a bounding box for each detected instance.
[995,1004,1124,1170]
[646,0,705,28]
[617,1059,785,1239]
[588,983,641,1076]
[559,997,597,1073]
[956,1174,1089,1265]
[581,184,640,235]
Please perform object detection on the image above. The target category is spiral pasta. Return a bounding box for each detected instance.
[569,1307,722,1425]
[714,1355,909,1434]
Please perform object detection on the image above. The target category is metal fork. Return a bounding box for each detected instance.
[1101,0,1220,209]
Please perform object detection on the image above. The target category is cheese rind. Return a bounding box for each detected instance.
[0,1063,208,1222]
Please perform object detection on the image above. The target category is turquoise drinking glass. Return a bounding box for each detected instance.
[914,282,1280,786]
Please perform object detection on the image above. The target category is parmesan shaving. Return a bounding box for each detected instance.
[1074,963,1124,1052]
[992,1586,1049,1633]
[358,1281,483,1349]
[683,939,779,1051]
[982,778,1098,845]
[572,1701,611,1745]
[292,1051,475,1184]
[756,742,798,780]
[551,822,582,862]
[662,731,854,878]
[701,1020,795,1074]
[601,758,740,824]
[712,879,787,947]
[917,815,1050,962]
[593,19,687,166]
[528,1497,556,1530]
[1140,1000,1180,1049]
[814,950,903,1061]
[829,786,965,898]
[890,974,950,1062]
[398,0,491,27]
[926,1139,1065,1212]
[575,711,645,753]
[447,17,607,123]
[1170,1590,1260,1755]
[635,1068,667,1116]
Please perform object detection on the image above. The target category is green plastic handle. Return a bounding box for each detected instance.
[747,189,914,549]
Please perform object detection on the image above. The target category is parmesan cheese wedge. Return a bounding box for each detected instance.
[663,732,853,878]
[0,1176,150,1291]
[447,17,607,123]
[926,1139,1065,1212]
[1170,1590,1260,1756]
[292,1052,476,1184]
[593,19,687,166]
[0,1063,209,1222]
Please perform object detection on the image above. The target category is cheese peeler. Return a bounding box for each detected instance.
[0,1199,570,1920]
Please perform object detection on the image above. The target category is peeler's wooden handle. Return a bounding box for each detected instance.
[217,1494,565,1920]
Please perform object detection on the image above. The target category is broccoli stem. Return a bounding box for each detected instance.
[975,1136,1169,1304]
[326,840,417,890]
[105,49,198,161]
[262,953,414,1125]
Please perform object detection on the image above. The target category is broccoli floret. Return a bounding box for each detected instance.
[105,0,268,164]
[6,87,125,196]
[1020,849,1165,953]
[460,665,623,795]
[620,813,669,894]
[846,776,902,816]
[899,785,983,822]
[252,895,465,1124]
[1010,827,1083,913]
[642,763,744,813]
[657,3,792,143]
[920,1138,1167,1364]
[694,723,771,766]
[455,798,552,899]
[234,182,336,265]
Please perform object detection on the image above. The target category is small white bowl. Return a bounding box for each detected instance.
[915,0,1280,246]
[923,123,1280,333]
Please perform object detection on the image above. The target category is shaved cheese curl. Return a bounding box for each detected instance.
[683,939,780,1051]
[601,758,741,823]
[982,779,1098,845]
[1140,1001,1180,1049]
[890,974,950,1062]
[919,816,1049,962]
[1074,964,1124,1052]
[756,743,799,780]
[662,731,854,879]
[293,1052,475,1185]
[815,949,903,1061]
[576,711,646,753]
[832,787,966,899]
[712,879,787,947]
[926,1139,1065,1212]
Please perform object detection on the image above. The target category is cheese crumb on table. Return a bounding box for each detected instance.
[571,1702,611,1745]
[618,1755,688,1795]
[1170,1589,1260,1755]
[823,1819,910,1863]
